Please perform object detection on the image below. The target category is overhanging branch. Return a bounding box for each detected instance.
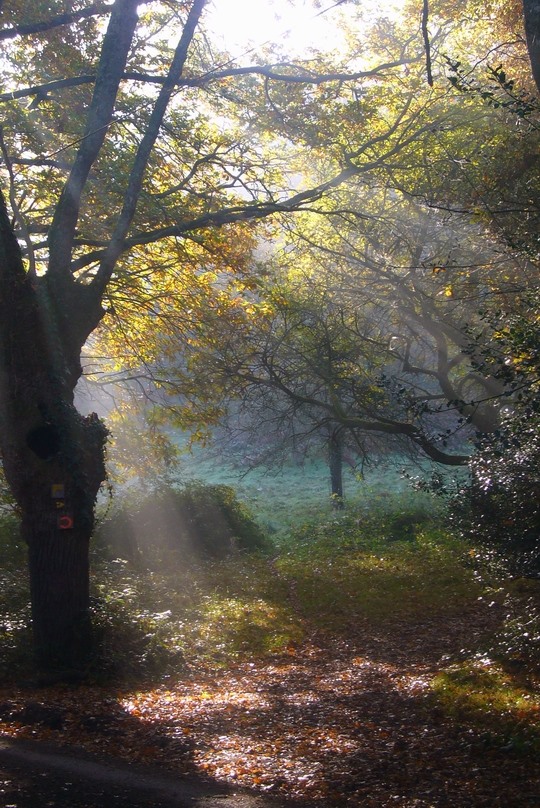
[0,2,113,41]
[68,168,357,273]
[0,58,419,105]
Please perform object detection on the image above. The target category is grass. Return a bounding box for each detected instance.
[82,512,481,679]
[432,659,540,753]
[0,457,473,679]
[169,446,456,536]
[278,529,477,628]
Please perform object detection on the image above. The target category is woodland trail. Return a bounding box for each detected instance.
[0,736,294,807]
[0,601,538,807]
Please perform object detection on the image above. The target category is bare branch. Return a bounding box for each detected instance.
[231,365,468,465]
[0,75,96,104]
[190,59,420,86]
[0,58,418,105]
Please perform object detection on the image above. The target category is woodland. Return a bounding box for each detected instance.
[0,0,540,805]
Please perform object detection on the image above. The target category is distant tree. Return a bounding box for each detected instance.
[175,276,470,503]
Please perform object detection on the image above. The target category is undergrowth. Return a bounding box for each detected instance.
[85,492,479,679]
[430,561,540,755]
[0,468,538,768]
[432,659,540,754]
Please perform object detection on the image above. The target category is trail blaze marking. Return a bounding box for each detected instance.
[58,514,74,530]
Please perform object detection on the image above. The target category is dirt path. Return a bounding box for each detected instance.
[0,602,538,807]
[0,738,293,808]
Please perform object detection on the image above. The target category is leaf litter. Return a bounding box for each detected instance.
[0,603,539,807]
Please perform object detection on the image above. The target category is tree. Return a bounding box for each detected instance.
[174,274,471,490]
[0,0,428,674]
[524,0,540,95]
[4,0,536,673]
[82,1,536,505]
[279,184,533,424]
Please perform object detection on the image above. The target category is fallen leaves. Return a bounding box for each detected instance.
[0,605,539,806]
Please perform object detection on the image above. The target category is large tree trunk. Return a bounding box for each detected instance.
[20,403,107,674]
[524,0,540,95]
[0,190,107,675]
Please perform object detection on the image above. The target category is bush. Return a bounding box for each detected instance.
[96,482,271,566]
[453,419,540,576]
[492,583,540,669]
[87,584,186,680]
[452,292,540,576]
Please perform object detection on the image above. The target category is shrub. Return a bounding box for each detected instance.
[453,418,540,576]
[87,586,186,680]
[452,292,540,576]
[96,482,271,566]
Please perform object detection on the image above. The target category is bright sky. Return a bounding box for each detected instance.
[206,0,349,59]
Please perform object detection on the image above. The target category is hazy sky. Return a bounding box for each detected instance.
[206,0,349,58]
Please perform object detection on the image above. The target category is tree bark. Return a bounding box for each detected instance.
[523,0,540,95]
[0,190,107,674]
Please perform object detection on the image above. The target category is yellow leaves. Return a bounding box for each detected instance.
[493,326,510,340]
[253,300,276,318]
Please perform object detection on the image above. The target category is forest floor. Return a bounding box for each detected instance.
[0,599,538,807]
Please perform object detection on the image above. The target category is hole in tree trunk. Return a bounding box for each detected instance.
[26,424,61,460]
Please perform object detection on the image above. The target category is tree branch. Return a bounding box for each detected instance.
[0,127,36,277]
[232,365,469,465]
[0,75,97,103]
[93,0,208,295]
[523,0,540,95]
[192,59,420,86]
[0,2,113,41]
[422,0,434,87]
[0,59,418,105]
[68,168,357,273]
[47,0,140,280]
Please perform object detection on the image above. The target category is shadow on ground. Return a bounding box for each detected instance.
[0,604,538,807]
